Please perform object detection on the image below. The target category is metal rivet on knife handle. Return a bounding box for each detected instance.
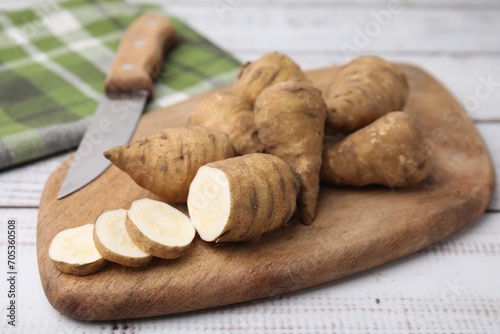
[105,13,178,95]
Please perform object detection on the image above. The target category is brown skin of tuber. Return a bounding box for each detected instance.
[324,56,409,134]
[104,126,234,203]
[188,90,264,155]
[233,51,310,105]
[254,79,327,225]
[321,111,432,188]
[197,153,300,243]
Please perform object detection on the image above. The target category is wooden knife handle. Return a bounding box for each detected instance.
[105,13,177,94]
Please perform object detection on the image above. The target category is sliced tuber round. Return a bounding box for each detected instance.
[126,198,196,259]
[94,209,153,267]
[49,224,108,276]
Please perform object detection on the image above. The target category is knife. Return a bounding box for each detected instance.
[58,13,177,199]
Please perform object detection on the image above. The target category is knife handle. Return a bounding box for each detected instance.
[105,13,177,94]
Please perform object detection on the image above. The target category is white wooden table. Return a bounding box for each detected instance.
[1,0,499,333]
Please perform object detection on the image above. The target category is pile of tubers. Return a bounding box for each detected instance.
[49,52,433,275]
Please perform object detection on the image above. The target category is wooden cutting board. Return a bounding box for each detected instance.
[37,64,495,321]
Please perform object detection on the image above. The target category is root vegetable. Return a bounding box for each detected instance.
[188,91,264,155]
[254,80,327,225]
[49,224,108,276]
[94,209,152,267]
[233,51,309,105]
[187,153,299,243]
[321,111,432,187]
[104,126,234,203]
[324,56,409,133]
[126,198,196,259]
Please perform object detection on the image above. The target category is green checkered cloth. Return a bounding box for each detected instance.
[0,0,241,170]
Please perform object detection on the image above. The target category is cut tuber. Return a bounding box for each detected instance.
[126,198,196,259]
[187,153,300,243]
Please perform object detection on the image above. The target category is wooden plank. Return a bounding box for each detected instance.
[154,3,500,54]
[5,0,500,12]
[5,1,500,52]
[0,208,37,245]
[477,123,500,211]
[5,0,499,12]
[0,153,69,208]
[135,0,500,7]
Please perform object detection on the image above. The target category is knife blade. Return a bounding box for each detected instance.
[58,13,177,199]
